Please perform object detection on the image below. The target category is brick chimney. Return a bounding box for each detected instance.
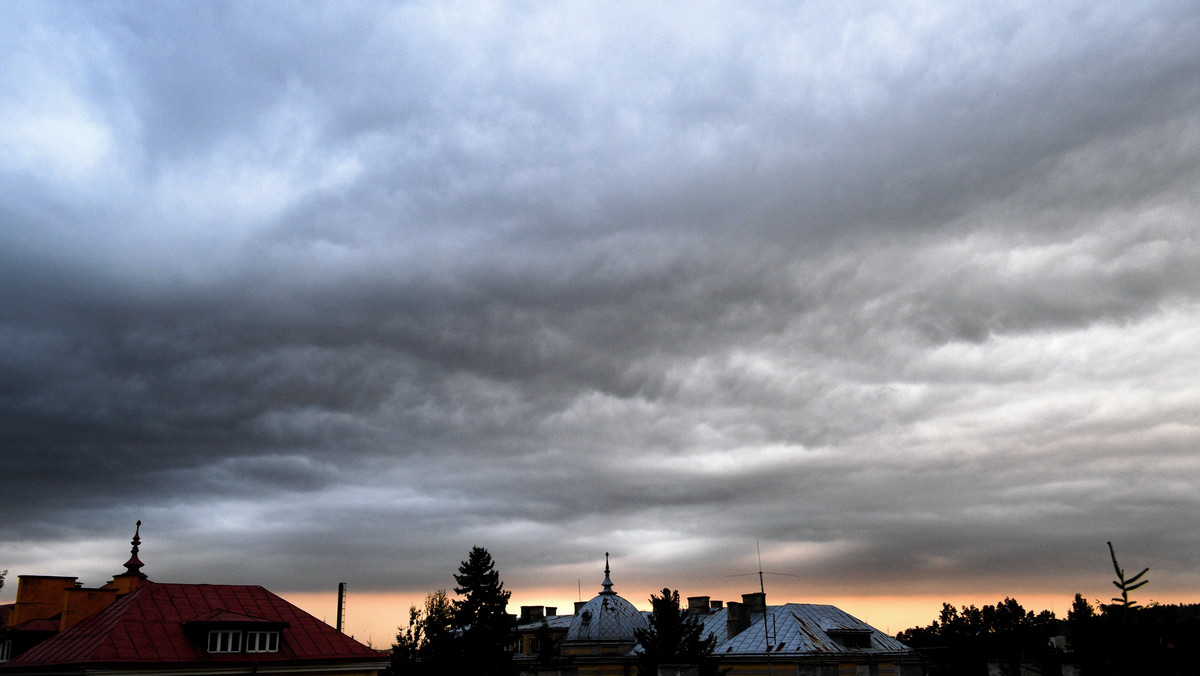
[726,601,750,639]
[742,592,766,617]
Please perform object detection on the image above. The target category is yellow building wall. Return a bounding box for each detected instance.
[564,643,634,657]
[720,665,782,676]
[261,669,382,676]
[9,576,77,626]
[572,662,633,676]
[102,572,147,595]
[61,588,120,630]
[721,660,897,676]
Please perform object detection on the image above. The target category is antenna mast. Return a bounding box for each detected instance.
[757,541,772,676]
[725,540,800,676]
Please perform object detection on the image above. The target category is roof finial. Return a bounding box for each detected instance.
[122,520,146,578]
[600,552,615,595]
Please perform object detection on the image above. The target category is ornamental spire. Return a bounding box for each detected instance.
[600,552,615,595]
[121,520,146,578]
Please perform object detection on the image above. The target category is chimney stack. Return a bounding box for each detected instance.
[520,606,545,623]
[726,601,750,639]
[742,592,766,617]
[687,596,711,615]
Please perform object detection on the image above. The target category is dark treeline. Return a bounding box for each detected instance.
[898,596,1200,675]
[389,546,515,676]
[387,551,717,676]
[897,544,1200,675]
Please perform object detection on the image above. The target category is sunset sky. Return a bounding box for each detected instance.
[3,0,1200,645]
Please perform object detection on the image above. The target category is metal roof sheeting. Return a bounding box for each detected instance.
[3,582,385,669]
[566,592,649,643]
[699,603,911,657]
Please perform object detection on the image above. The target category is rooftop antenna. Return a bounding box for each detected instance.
[755,540,771,668]
[728,540,801,597]
[727,540,800,676]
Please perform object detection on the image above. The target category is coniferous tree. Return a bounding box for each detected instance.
[1108,541,1149,611]
[451,546,514,676]
[533,619,564,669]
[634,588,718,676]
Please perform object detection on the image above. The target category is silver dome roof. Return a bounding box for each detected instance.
[566,554,648,643]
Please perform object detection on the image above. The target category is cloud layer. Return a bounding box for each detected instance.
[3,0,1199,619]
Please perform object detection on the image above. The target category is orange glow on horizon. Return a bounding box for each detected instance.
[281,586,1150,648]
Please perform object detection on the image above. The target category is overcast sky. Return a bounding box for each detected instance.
[3,0,1200,636]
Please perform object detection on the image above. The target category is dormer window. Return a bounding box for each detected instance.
[826,629,872,649]
[208,630,243,653]
[188,609,288,655]
[246,631,280,653]
[206,629,281,654]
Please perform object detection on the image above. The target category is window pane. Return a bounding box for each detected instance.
[209,630,247,653]
[245,631,280,653]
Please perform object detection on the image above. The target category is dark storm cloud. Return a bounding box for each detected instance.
[2,0,1200,612]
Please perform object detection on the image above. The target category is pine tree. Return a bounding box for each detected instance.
[1108,541,1149,611]
[451,546,514,676]
[634,588,718,676]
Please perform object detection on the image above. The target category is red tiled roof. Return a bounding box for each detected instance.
[2,582,384,670]
[184,609,277,624]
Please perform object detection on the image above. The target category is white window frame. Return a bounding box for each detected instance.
[0,639,12,662]
[245,630,280,653]
[207,630,243,653]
